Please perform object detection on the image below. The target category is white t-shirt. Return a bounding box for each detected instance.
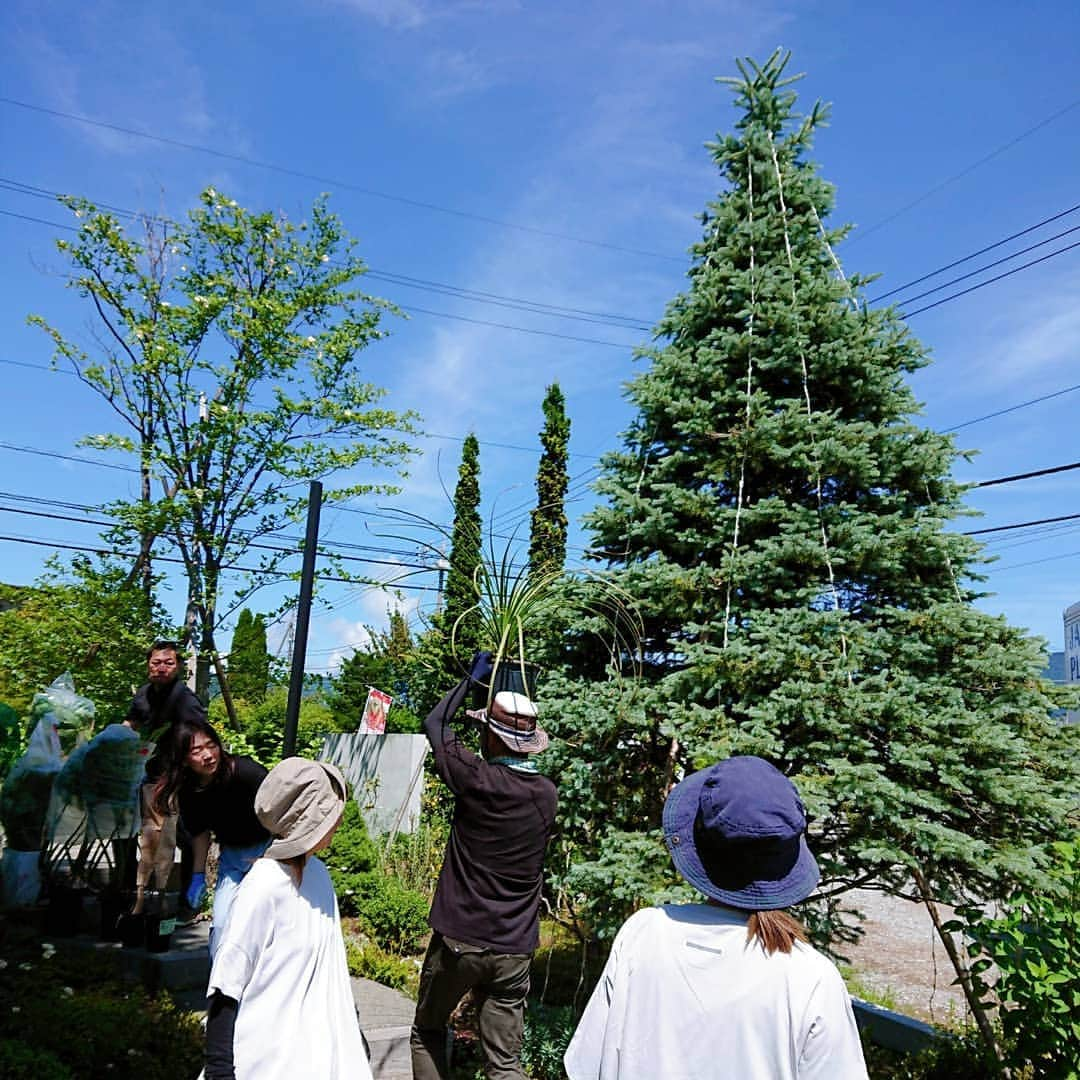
[564,904,868,1080]
[206,856,372,1080]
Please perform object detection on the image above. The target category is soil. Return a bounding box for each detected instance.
[836,888,969,1025]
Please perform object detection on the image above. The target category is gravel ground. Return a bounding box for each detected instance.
[835,888,969,1024]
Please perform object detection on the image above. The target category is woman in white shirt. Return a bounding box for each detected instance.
[202,757,373,1080]
[564,755,868,1080]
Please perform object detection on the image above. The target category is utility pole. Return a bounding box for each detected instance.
[283,481,322,758]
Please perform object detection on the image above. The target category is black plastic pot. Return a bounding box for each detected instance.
[142,889,178,953]
[471,659,540,708]
[118,911,146,948]
[99,890,129,942]
[44,884,85,937]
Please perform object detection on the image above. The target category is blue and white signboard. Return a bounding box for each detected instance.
[1065,601,1080,725]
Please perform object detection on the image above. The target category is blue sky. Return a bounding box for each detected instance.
[2,0,1079,679]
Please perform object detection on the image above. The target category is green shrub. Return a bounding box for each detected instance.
[0,938,203,1079]
[450,1002,577,1080]
[0,1037,73,1080]
[520,1002,577,1080]
[863,1025,1021,1079]
[383,818,449,896]
[346,936,420,997]
[358,873,431,954]
[210,686,329,766]
[956,836,1080,1079]
[324,800,379,915]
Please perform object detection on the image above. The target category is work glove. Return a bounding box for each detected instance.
[186,872,207,911]
[468,650,495,686]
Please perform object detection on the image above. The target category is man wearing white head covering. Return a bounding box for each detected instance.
[411,653,558,1080]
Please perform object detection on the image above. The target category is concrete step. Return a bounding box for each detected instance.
[353,976,415,1080]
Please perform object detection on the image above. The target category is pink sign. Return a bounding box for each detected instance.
[360,688,393,734]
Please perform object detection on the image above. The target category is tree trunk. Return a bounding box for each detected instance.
[911,865,1007,1074]
[210,644,239,730]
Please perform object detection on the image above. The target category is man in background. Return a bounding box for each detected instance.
[411,652,558,1080]
[124,640,205,909]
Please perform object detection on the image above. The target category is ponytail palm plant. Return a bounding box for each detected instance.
[378,509,643,706]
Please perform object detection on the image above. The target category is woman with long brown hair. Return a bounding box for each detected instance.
[564,756,868,1080]
[151,717,268,953]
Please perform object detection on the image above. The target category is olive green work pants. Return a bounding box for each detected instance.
[410,932,532,1080]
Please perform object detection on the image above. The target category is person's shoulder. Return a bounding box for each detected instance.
[791,939,848,984]
[232,755,268,782]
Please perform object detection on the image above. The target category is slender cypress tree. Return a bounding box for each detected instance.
[529,382,571,576]
[441,433,482,679]
[547,51,1078,1051]
[228,608,270,702]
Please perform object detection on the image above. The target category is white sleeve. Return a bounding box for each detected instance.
[563,927,624,1080]
[797,966,869,1080]
[206,872,272,1002]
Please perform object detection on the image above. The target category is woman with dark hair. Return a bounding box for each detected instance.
[564,756,868,1080]
[151,717,269,953]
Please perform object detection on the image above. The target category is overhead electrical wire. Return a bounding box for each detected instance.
[0,206,642,350]
[902,238,1080,318]
[0,176,652,330]
[849,94,1080,245]
[888,221,1080,309]
[0,96,682,262]
[869,201,1080,303]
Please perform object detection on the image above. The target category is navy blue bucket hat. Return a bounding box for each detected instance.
[662,756,820,910]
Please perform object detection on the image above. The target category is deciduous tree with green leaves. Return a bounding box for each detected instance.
[0,556,170,724]
[529,382,571,576]
[543,50,1080,1060]
[227,608,270,703]
[31,189,416,711]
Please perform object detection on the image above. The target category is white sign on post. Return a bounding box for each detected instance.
[1064,601,1080,725]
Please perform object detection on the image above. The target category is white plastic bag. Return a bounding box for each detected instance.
[0,848,42,907]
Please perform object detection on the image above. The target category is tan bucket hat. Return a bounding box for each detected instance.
[256,757,348,860]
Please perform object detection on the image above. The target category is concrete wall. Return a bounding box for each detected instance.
[320,733,429,837]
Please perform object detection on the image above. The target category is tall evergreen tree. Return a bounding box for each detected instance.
[228,608,270,703]
[529,383,571,576]
[547,51,1078,1052]
[441,433,483,679]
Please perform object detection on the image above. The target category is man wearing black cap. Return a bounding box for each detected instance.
[411,653,558,1080]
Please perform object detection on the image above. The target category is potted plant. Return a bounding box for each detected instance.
[379,509,643,708]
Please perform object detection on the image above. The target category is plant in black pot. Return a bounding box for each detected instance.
[377,508,644,711]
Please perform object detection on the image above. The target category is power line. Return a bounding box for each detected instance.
[851,95,1080,245]
[869,202,1080,303]
[0,96,682,262]
[0,500,441,570]
[0,176,653,329]
[902,238,1080,318]
[0,357,607,463]
[965,512,1080,536]
[941,381,1080,433]
[974,460,1080,489]
[0,439,139,473]
[0,207,642,349]
[0,531,442,592]
[887,221,1080,309]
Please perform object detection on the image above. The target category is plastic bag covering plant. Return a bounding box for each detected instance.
[0,712,65,850]
[952,834,1080,1079]
[29,674,95,753]
[376,507,644,705]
